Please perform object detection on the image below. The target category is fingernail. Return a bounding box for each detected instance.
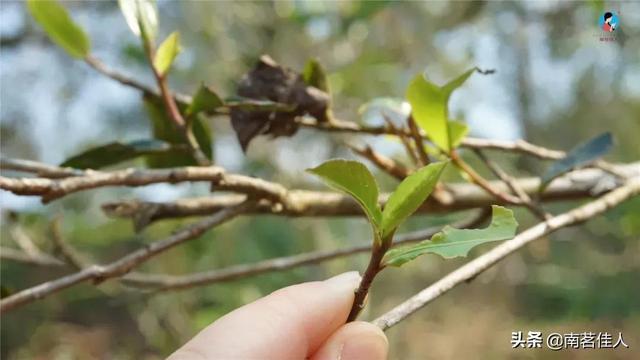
[324,271,361,291]
[340,330,388,360]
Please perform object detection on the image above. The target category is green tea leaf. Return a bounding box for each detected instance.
[186,84,224,117]
[118,0,158,40]
[302,58,330,93]
[383,205,517,267]
[406,68,475,152]
[60,139,173,169]
[26,0,90,58]
[153,31,180,76]
[143,96,213,167]
[541,132,613,190]
[381,161,448,238]
[308,159,382,230]
[448,120,469,148]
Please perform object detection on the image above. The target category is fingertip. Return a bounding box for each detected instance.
[169,272,363,359]
[311,321,388,360]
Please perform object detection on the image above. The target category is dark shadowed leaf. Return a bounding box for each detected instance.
[26,0,91,58]
[60,139,173,169]
[143,96,213,167]
[230,56,330,151]
[302,58,330,93]
[308,159,382,231]
[186,84,224,117]
[381,162,448,238]
[541,132,614,190]
[153,31,180,76]
[383,205,517,267]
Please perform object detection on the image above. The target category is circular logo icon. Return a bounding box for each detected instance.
[599,11,619,32]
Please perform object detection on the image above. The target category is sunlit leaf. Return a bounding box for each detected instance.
[60,139,173,169]
[383,205,517,267]
[118,0,158,40]
[541,132,614,190]
[153,31,180,76]
[26,0,91,58]
[381,162,448,238]
[186,84,224,117]
[406,68,475,152]
[308,159,382,232]
[448,120,469,148]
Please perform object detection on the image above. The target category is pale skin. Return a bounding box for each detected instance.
[168,272,388,360]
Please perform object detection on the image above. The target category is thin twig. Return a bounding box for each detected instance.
[473,149,550,220]
[450,150,523,204]
[407,116,430,166]
[383,116,420,165]
[121,210,490,291]
[373,177,640,330]
[0,202,252,313]
[142,41,211,167]
[0,246,65,267]
[348,144,410,180]
[297,118,567,160]
[85,56,161,99]
[50,216,89,270]
[9,227,46,259]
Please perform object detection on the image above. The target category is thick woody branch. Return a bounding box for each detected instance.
[0,164,287,203]
[0,202,251,313]
[373,177,640,331]
[101,163,640,224]
[1,157,83,178]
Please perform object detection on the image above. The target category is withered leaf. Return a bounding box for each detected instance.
[231,55,330,151]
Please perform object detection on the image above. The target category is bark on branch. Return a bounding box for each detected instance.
[0,163,288,203]
[101,163,639,225]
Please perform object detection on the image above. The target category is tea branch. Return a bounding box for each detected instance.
[0,202,251,313]
[373,177,640,330]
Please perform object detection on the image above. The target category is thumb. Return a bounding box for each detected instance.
[169,271,362,360]
[310,321,388,360]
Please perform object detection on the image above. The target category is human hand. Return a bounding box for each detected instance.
[168,271,388,360]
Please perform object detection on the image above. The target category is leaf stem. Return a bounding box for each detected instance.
[143,37,211,167]
[346,238,391,322]
[450,150,522,205]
